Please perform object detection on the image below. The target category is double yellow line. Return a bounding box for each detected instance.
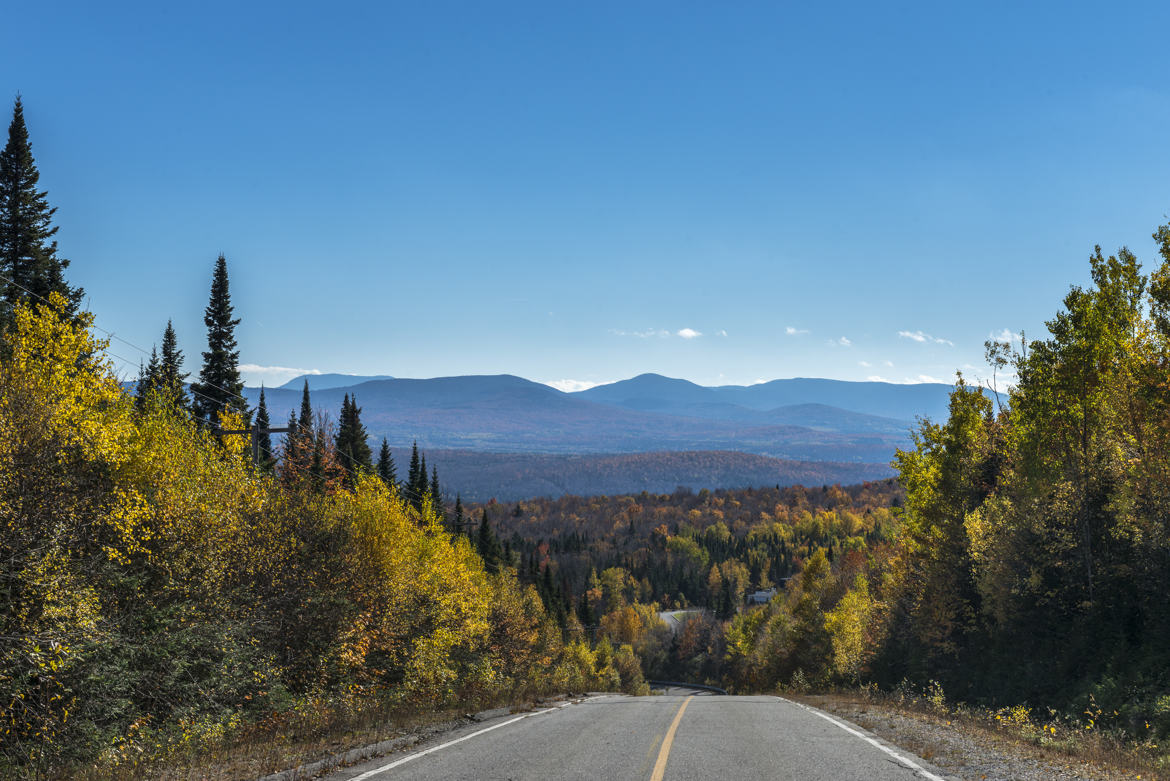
[649,695,693,781]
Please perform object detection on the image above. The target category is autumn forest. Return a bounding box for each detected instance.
[5,91,1170,778]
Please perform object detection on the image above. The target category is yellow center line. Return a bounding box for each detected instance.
[650,695,693,781]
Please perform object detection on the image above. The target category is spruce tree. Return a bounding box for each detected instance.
[577,594,594,628]
[134,347,161,412]
[254,386,275,471]
[417,455,428,511]
[298,380,313,436]
[407,441,420,504]
[0,97,82,330]
[477,510,502,574]
[430,466,443,517]
[278,410,299,483]
[190,255,246,427]
[335,393,373,487]
[157,320,189,409]
[453,494,464,535]
[279,383,314,483]
[376,438,397,489]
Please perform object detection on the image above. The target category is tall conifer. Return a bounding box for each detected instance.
[335,393,373,487]
[430,466,444,518]
[0,97,82,329]
[255,386,275,471]
[407,442,421,509]
[377,438,397,489]
[190,255,246,427]
[477,510,502,573]
[135,347,160,412]
[157,320,189,409]
[417,455,428,510]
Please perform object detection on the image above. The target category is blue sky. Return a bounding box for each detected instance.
[4,1,1169,389]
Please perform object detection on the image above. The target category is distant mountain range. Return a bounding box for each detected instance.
[243,374,924,464]
[275,373,393,391]
[244,371,979,458]
[575,373,959,422]
[128,370,970,497]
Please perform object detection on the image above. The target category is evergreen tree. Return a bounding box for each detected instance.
[407,442,421,508]
[157,320,189,409]
[334,394,373,487]
[376,438,397,489]
[477,510,503,574]
[298,380,313,436]
[310,427,326,493]
[134,347,160,413]
[577,593,594,628]
[279,383,314,484]
[278,410,300,484]
[254,386,275,471]
[453,494,464,535]
[190,255,246,427]
[430,466,444,518]
[412,453,428,512]
[0,97,82,330]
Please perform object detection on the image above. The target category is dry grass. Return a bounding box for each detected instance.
[68,689,568,781]
[793,686,1169,781]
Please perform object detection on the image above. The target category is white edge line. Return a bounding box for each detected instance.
[775,696,947,781]
[347,700,575,780]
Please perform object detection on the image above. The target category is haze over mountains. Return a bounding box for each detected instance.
[237,372,973,499]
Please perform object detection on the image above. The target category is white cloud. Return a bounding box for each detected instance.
[990,328,1022,343]
[240,364,321,385]
[718,329,728,337]
[866,374,943,385]
[898,330,953,346]
[827,336,851,347]
[611,328,670,338]
[677,328,702,339]
[750,378,768,385]
[884,360,895,367]
[786,326,809,335]
[545,379,603,392]
[858,360,872,367]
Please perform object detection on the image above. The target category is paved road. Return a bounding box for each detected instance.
[329,693,955,781]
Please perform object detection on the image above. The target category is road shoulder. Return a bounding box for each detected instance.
[798,695,1141,781]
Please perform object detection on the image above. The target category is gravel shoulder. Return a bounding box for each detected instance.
[799,695,1147,781]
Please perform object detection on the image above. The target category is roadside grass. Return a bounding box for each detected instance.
[69,688,572,781]
[791,683,1169,781]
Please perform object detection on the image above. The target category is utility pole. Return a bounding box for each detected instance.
[219,424,290,468]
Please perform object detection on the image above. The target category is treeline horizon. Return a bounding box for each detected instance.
[0,97,649,778]
[485,222,1170,753]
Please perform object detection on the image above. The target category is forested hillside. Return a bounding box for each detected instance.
[0,102,634,778]
[467,481,900,684]
[388,449,894,501]
[482,225,1170,757]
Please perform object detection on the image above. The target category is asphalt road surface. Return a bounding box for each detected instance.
[329,691,954,781]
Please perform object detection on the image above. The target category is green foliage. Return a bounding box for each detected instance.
[377,437,397,489]
[254,386,276,471]
[0,299,610,776]
[875,225,1170,736]
[0,97,82,330]
[190,255,246,428]
[334,394,373,487]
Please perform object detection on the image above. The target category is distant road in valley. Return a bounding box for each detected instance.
[330,693,951,781]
